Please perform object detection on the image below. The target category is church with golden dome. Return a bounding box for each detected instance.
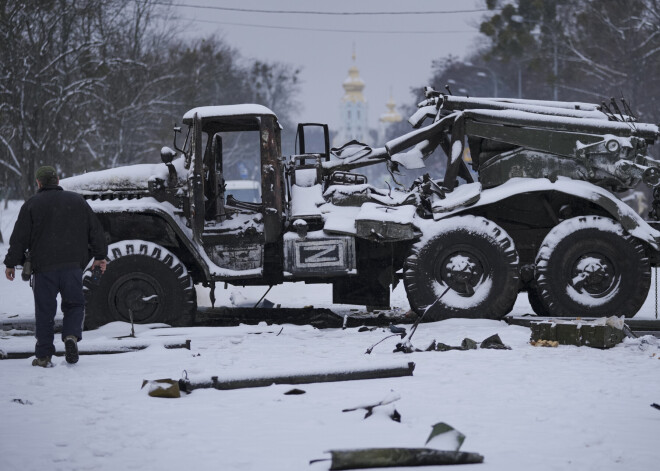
[378,92,402,142]
[335,51,369,146]
[334,50,402,148]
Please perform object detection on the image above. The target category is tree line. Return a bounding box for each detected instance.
[381,0,660,186]
[0,0,300,199]
[426,0,660,128]
[4,0,660,201]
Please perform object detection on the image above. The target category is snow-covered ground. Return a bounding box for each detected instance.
[1,200,659,471]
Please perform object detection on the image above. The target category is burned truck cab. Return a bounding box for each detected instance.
[180,105,286,285]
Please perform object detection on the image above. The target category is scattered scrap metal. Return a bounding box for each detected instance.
[342,391,402,422]
[313,422,484,469]
[366,331,511,354]
[365,298,512,354]
[429,334,511,352]
[142,363,416,398]
[321,448,484,470]
[11,398,32,405]
[179,362,415,393]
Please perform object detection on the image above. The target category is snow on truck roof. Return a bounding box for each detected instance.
[61,157,188,192]
[182,104,277,123]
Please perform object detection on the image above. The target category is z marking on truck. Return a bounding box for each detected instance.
[295,240,345,268]
[300,245,340,264]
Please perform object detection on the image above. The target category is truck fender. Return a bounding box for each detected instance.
[87,198,212,281]
[434,177,660,250]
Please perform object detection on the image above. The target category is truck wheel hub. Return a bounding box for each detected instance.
[570,255,614,295]
[439,252,483,295]
[109,273,163,322]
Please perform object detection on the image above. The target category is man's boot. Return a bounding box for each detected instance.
[32,356,53,368]
[64,335,79,364]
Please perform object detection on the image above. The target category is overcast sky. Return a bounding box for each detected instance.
[174,0,489,131]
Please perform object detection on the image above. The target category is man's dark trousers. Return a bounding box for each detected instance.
[33,268,85,358]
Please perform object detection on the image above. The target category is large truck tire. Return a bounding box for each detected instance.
[527,283,551,316]
[404,215,520,321]
[535,216,650,318]
[84,240,196,329]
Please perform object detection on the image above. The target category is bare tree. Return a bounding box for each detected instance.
[80,0,184,170]
[0,1,304,199]
[477,0,660,121]
[0,0,179,196]
[0,1,110,197]
[560,0,660,123]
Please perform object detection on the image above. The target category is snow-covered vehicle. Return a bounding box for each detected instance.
[62,90,660,328]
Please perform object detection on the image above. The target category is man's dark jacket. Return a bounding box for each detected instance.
[3,186,107,272]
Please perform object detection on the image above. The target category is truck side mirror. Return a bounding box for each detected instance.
[160,146,178,187]
[161,146,177,164]
[297,123,330,161]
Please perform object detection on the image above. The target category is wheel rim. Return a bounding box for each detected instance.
[568,253,619,299]
[434,244,488,297]
[108,273,165,323]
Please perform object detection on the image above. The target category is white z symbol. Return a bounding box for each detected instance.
[301,245,338,263]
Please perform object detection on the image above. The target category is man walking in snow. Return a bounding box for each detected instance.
[3,166,107,367]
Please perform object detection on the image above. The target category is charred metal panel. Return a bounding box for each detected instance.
[201,227,264,273]
[355,220,418,241]
[479,149,585,188]
[208,244,263,271]
[465,119,601,158]
[355,205,420,242]
[260,115,284,244]
[284,234,356,276]
[189,113,205,242]
[100,213,178,247]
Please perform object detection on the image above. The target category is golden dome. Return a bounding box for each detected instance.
[342,54,366,103]
[379,94,402,123]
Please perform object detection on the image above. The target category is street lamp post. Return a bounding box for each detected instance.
[449,65,499,98]
[515,57,537,99]
[476,70,498,97]
[509,15,560,100]
[464,62,499,97]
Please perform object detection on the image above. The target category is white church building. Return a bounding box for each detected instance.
[334,51,401,148]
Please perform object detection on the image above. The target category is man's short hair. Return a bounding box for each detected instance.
[36,166,58,186]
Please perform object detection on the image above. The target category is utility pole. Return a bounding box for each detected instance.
[476,69,498,97]
[553,38,559,100]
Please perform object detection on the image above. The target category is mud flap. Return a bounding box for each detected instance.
[333,276,390,309]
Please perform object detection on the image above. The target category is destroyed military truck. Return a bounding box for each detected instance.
[61,87,660,328]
